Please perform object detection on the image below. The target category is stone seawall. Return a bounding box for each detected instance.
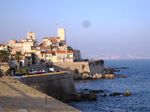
[54,62,104,79]
[0,77,80,112]
[54,62,90,79]
[19,72,76,101]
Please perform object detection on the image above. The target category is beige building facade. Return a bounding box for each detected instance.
[41,50,73,62]
[5,28,81,65]
[0,44,8,51]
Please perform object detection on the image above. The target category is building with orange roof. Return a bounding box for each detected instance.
[5,28,81,66]
[0,44,8,51]
[8,32,36,55]
[41,50,74,62]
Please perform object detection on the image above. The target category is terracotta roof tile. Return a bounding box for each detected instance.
[41,51,55,54]
[41,50,73,54]
[0,44,5,46]
[56,50,73,53]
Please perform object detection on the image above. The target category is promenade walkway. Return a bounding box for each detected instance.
[0,77,80,112]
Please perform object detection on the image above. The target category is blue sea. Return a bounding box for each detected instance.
[70,60,150,112]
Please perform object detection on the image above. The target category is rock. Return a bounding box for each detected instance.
[81,93,89,99]
[92,75,97,79]
[81,72,90,79]
[97,74,103,78]
[99,93,107,97]
[83,77,93,80]
[88,93,97,101]
[71,93,82,102]
[109,92,122,96]
[109,90,131,97]
[65,93,82,102]
[123,90,131,96]
[81,93,97,101]
[102,94,107,97]
[92,74,104,79]
[89,89,104,94]
[116,75,127,78]
[83,88,89,91]
[121,75,127,78]
[104,74,115,79]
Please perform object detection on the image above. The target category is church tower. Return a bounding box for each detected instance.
[27,32,36,40]
[57,28,66,41]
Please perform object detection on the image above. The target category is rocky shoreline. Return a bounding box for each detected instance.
[76,66,128,80]
[76,73,127,80]
[69,67,130,102]
[70,88,132,102]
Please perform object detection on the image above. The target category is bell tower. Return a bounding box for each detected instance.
[57,28,66,41]
[27,32,35,40]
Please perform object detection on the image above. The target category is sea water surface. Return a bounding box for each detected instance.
[70,60,150,112]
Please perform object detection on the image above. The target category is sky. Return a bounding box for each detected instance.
[0,0,150,59]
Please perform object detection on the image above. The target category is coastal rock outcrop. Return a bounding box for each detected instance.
[73,89,132,102]
[109,92,122,96]
[104,74,115,79]
[89,89,104,94]
[123,90,132,96]
[92,73,103,79]
[80,92,97,101]
[81,73,118,80]
[109,90,132,97]
[70,93,82,102]
[77,89,109,100]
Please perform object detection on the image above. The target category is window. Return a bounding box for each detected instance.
[52,53,56,56]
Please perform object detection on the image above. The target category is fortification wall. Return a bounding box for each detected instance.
[53,62,104,79]
[54,62,90,79]
[0,77,80,112]
[20,72,76,101]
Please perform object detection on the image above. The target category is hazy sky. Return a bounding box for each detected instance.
[0,0,150,58]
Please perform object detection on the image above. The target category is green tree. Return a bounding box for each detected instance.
[59,41,65,46]
[49,45,53,51]
[31,53,36,64]
[7,46,12,53]
[0,50,9,62]
[67,46,73,51]
[15,51,22,63]
[7,46,12,58]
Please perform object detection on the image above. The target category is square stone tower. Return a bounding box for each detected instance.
[57,28,66,41]
[27,32,36,40]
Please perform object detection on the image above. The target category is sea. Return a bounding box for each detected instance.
[70,60,150,112]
